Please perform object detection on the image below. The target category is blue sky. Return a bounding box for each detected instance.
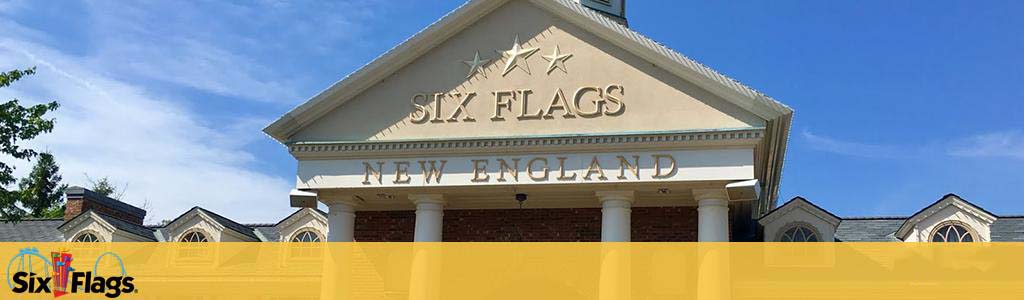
[1,1,1021,222]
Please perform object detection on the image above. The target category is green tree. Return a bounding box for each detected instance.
[0,67,60,222]
[18,152,67,218]
[88,176,121,199]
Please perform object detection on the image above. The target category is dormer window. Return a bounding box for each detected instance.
[180,231,209,242]
[291,229,323,242]
[930,221,975,242]
[779,224,820,242]
[73,232,101,242]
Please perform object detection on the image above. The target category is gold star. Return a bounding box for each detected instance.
[462,50,490,78]
[498,35,540,76]
[541,45,573,74]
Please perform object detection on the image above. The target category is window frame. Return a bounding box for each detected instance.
[776,222,822,242]
[929,220,978,243]
[289,228,325,243]
[72,230,104,242]
[178,229,211,243]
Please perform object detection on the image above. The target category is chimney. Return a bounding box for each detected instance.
[575,0,627,26]
[64,186,147,225]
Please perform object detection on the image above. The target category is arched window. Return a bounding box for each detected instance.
[291,229,323,242]
[931,222,975,242]
[73,232,102,242]
[779,224,820,242]
[180,231,209,242]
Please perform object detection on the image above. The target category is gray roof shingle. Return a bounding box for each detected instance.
[991,217,1024,242]
[91,212,156,241]
[0,219,64,242]
[55,210,157,241]
[252,226,280,242]
[197,208,259,241]
[835,217,905,242]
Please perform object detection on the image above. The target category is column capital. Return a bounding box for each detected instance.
[409,193,446,205]
[692,188,729,202]
[595,190,636,204]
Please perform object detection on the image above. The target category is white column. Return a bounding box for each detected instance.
[324,196,359,242]
[410,194,445,242]
[694,189,730,242]
[597,191,635,242]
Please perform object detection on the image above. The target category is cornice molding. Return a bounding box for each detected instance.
[289,128,763,159]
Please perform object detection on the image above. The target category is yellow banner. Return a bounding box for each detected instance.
[2,243,1022,299]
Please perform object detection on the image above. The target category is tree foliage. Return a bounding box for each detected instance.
[18,152,67,218]
[88,176,123,199]
[0,67,60,222]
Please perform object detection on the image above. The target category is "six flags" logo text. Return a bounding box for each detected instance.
[8,248,137,298]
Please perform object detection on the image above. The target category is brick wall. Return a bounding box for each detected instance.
[351,206,700,242]
[631,206,699,242]
[444,208,603,242]
[354,211,416,242]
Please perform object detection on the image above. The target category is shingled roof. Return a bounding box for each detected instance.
[834,217,905,242]
[991,217,1024,242]
[57,210,157,241]
[0,219,63,242]
[162,207,261,241]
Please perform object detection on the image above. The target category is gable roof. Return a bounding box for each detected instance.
[894,194,997,240]
[262,0,792,143]
[274,207,328,227]
[758,197,841,226]
[164,207,260,241]
[58,210,157,241]
[0,219,63,242]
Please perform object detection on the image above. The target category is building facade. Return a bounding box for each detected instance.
[1,0,1021,243]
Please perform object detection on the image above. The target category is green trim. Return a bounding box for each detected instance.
[286,127,765,146]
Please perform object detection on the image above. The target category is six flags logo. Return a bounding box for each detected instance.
[7,248,136,298]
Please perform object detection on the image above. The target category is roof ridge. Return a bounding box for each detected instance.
[842,216,908,220]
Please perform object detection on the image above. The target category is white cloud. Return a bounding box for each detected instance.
[948,131,1024,160]
[18,1,389,104]
[801,130,910,159]
[0,0,396,223]
[803,130,1024,162]
[0,41,293,223]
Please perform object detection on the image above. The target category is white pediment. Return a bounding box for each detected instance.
[267,0,794,209]
[268,0,789,143]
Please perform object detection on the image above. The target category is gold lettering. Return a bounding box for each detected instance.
[446,92,477,122]
[497,158,520,182]
[583,156,607,180]
[604,85,625,116]
[492,90,515,121]
[362,161,385,185]
[573,86,604,118]
[431,93,445,123]
[556,157,577,181]
[393,161,412,184]
[471,159,490,182]
[527,157,550,181]
[544,88,576,118]
[652,154,677,179]
[410,94,430,124]
[616,155,640,180]
[517,89,543,120]
[418,160,447,184]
